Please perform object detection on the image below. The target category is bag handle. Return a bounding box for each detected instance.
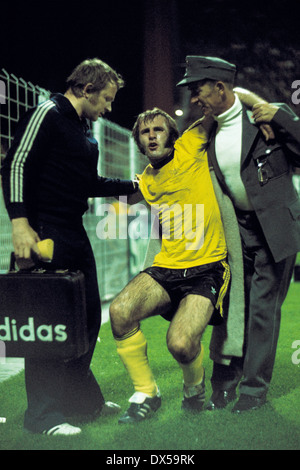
[9,252,38,273]
[9,252,17,272]
[8,239,54,272]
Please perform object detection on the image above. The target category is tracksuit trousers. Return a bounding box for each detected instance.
[24,221,104,433]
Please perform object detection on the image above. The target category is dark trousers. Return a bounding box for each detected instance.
[24,222,105,433]
[211,210,296,398]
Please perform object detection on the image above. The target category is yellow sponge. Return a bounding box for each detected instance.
[37,239,54,262]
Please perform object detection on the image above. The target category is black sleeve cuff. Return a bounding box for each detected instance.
[3,203,27,220]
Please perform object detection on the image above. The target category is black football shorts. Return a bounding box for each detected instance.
[143,259,230,325]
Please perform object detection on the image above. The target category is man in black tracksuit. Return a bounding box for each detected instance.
[1,58,138,435]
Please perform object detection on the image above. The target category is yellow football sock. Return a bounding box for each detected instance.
[178,344,204,387]
[115,327,158,397]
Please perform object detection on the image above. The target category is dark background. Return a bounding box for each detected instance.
[1,0,300,130]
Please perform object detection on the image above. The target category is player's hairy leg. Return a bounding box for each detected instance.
[109,272,171,337]
[166,294,214,363]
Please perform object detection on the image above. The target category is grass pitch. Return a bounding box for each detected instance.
[0,283,299,451]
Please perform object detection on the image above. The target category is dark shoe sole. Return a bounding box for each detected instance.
[118,395,161,424]
[231,395,266,414]
[206,391,237,411]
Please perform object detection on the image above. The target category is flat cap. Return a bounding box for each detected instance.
[177,56,236,86]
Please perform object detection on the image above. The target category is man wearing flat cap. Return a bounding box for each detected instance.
[177,56,237,85]
[177,55,300,413]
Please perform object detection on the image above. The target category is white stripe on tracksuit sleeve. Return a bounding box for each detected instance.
[10,100,55,203]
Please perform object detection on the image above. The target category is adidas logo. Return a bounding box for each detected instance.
[0,317,68,343]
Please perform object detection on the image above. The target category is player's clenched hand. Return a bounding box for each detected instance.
[252,103,279,123]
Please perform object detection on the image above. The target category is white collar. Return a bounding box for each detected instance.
[214,94,242,125]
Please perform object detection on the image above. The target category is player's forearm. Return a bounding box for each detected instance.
[234,87,267,108]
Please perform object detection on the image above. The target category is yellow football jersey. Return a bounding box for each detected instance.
[138,123,227,268]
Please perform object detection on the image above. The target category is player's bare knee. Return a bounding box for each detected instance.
[109,297,131,333]
[167,335,194,364]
